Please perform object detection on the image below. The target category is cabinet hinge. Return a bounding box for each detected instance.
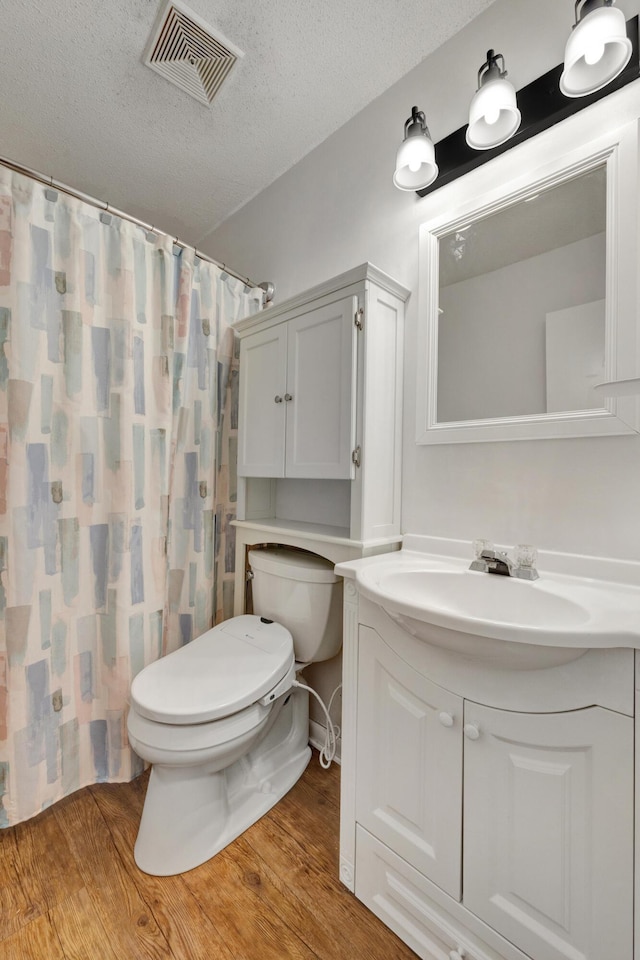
[354,308,364,330]
[352,445,361,468]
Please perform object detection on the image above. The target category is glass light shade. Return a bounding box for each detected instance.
[466,76,521,150]
[393,134,438,191]
[560,5,632,97]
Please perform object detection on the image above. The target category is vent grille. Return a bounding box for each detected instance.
[144,1,243,106]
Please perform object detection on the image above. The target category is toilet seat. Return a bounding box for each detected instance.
[127,697,272,756]
[130,615,294,725]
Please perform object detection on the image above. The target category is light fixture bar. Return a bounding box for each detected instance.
[416,14,638,197]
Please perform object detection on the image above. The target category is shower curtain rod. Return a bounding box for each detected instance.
[0,154,272,298]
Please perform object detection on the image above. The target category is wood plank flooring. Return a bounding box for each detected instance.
[0,752,417,959]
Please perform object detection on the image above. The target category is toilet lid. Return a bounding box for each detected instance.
[130,615,294,724]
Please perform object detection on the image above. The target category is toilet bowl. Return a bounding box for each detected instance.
[127,548,342,876]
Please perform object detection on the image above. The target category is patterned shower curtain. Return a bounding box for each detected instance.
[0,167,261,827]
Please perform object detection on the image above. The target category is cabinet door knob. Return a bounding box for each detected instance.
[438,712,454,728]
[274,395,283,403]
[284,393,293,401]
[449,949,466,960]
[463,723,480,741]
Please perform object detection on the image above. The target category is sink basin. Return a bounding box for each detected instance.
[345,553,640,670]
[380,570,589,630]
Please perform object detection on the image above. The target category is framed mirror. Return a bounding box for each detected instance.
[416,118,640,444]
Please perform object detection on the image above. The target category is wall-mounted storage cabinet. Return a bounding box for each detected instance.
[238,296,357,480]
[233,263,409,546]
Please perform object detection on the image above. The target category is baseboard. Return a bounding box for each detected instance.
[309,718,341,765]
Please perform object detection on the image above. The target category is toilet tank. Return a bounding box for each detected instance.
[248,548,343,663]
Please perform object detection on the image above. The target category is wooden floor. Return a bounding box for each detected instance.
[0,752,417,959]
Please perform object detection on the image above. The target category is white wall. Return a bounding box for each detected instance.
[202,0,640,561]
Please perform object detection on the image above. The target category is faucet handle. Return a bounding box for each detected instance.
[473,538,493,559]
[514,543,539,580]
[515,543,537,568]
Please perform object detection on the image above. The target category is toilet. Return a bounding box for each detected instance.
[127,547,342,876]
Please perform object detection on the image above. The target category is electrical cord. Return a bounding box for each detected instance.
[292,679,341,769]
[327,682,342,743]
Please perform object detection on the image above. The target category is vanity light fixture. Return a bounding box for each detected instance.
[393,106,439,191]
[395,11,637,196]
[560,0,633,97]
[466,49,521,150]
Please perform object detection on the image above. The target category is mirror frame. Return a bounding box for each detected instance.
[416,113,640,444]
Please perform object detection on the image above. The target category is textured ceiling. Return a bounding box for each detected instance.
[0,0,495,248]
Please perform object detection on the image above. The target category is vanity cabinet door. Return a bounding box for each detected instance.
[237,325,287,477]
[355,628,463,900]
[284,296,357,479]
[463,702,633,960]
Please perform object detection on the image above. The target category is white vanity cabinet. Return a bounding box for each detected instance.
[462,702,633,960]
[356,627,463,901]
[340,585,635,960]
[238,296,356,480]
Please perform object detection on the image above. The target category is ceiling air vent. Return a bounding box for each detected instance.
[144,0,243,106]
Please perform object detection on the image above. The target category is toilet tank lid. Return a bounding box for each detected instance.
[248,548,340,584]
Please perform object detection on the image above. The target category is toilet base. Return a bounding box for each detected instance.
[133,687,312,876]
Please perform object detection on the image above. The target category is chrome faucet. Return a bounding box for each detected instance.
[470,546,515,576]
[470,541,539,580]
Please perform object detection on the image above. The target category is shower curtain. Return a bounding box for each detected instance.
[0,167,261,826]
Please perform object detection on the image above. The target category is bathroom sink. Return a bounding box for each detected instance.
[378,569,588,630]
[345,553,640,669]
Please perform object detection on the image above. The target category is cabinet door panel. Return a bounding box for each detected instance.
[237,326,287,477]
[463,703,633,960]
[356,626,463,900]
[285,297,356,479]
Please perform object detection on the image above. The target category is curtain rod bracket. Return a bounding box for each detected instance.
[259,281,275,305]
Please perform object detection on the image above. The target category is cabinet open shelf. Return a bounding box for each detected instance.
[233,517,352,545]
